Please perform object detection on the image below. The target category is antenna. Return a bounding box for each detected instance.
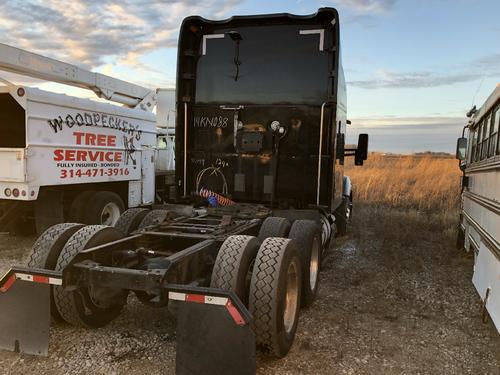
[471,76,485,107]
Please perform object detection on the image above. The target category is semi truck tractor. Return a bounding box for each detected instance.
[0,43,175,235]
[456,83,500,332]
[0,8,368,374]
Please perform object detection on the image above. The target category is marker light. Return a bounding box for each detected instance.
[4,188,12,197]
[12,188,20,197]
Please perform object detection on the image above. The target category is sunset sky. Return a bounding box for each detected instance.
[1,0,499,153]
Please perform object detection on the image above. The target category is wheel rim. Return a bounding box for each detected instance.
[320,214,331,246]
[100,203,121,226]
[283,260,299,334]
[346,204,351,222]
[309,236,320,291]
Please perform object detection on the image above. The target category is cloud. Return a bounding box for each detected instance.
[332,0,397,14]
[0,0,241,70]
[352,115,465,127]
[349,54,500,89]
[349,70,480,89]
[346,115,464,153]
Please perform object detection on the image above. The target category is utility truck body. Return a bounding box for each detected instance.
[0,43,175,233]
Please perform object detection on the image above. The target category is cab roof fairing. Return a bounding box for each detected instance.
[175,7,342,106]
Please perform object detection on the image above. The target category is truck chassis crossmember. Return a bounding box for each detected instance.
[0,210,299,374]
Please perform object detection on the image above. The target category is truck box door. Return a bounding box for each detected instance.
[141,148,155,204]
[0,149,25,182]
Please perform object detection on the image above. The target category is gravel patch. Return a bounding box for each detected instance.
[0,206,498,374]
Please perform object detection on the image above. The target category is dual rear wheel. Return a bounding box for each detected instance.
[27,224,127,327]
[29,207,171,325]
[210,217,322,357]
[27,214,322,354]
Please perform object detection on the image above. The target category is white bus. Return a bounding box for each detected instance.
[456,83,500,333]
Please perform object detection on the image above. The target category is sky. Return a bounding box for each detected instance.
[0,0,499,153]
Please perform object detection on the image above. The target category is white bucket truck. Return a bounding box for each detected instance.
[0,43,174,234]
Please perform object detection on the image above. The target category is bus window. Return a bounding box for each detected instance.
[481,116,490,159]
[476,121,483,161]
[491,106,500,156]
[470,129,477,163]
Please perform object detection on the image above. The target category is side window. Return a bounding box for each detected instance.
[491,106,500,156]
[481,116,490,159]
[476,121,482,161]
[470,129,477,163]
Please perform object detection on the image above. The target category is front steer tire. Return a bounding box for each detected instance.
[53,225,126,328]
[249,237,302,357]
[335,197,352,236]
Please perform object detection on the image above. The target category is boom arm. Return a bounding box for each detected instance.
[0,43,156,111]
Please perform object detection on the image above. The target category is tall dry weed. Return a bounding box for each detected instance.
[345,153,461,216]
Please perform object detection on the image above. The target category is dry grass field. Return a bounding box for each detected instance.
[345,153,461,239]
[345,153,461,213]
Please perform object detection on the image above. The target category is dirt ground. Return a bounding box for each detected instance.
[0,205,498,374]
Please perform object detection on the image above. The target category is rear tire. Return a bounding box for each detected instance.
[249,237,302,357]
[82,191,125,226]
[69,191,95,222]
[288,220,321,307]
[258,217,291,242]
[53,225,126,328]
[27,223,85,321]
[210,235,260,305]
[138,209,169,230]
[114,208,149,235]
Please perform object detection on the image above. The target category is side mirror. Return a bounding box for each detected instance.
[456,137,467,161]
[355,133,369,166]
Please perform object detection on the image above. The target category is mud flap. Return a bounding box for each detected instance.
[0,267,61,356]
[168,285,255,375]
